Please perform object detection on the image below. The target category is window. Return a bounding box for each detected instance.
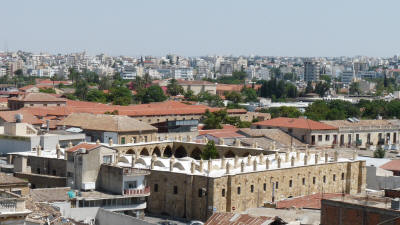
[333,174,336,181]
[313,177,316,184]
[52,170,56,176]
[318,135,323,142]
[121,137,126,144]
[263,183,266,191]
[289,180,292,187]
[222,189,225,197]
[67,172,73,177]
[198,189,203,198]
[276,182,279,189]
[237,187,241,195]
[325,135,330,141]
[154,184,158,192]
[30,104,34,106]
[125,181,137,189]
[173,186,178,194]
[57,104,60,106]
[144,136,148,142]
[103,155,112,164]
[323,176,326,183]
[36,168,40,174]
[341,173,345,180]
[302,178,305,185]
[43,104,47,107]
[251,185,254,193]
[11,190,21,195]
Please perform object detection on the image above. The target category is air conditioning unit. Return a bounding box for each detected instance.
[82,182,95,191]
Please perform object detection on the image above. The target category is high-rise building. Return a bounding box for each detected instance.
[304,60,320,82]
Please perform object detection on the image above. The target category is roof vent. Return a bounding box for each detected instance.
[14,114,23,123]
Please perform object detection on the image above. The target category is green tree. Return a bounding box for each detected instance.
[167,79,184,96]
[264,106,302,118]
[184,89,197,101]
[109,86,132,105]
[225,91,242,104]
[39,88,56,94]
[305,81,314,94]
[86,89,108,103]
[315,81,330,97]
[203,109,224,129]
[14,69,23,76]
[373,147,385,158]
[74,80,89,100]
[241,87,258,102]
[135,85,167,103]
[201,140,219,160]
[349,82,361,95]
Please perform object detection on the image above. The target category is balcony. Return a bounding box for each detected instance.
[124,187,150,196]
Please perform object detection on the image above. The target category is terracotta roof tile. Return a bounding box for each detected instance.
[276,193,345,209]
[253,117,338,130]
[0,173,28,185]
[66,143,100,153]
[59,113,158,132]
[205,212,273,225]
[380,160,400,172]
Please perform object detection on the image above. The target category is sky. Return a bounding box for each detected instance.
[0,0,399,57]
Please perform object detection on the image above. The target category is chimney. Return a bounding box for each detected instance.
[291,156,295,166]
[37,145,41,156]
[265,157,270,169]
[46,120,50,133]
[253,159,257,171]
[199,159,204,173]
[56,144,61,159]
[277,157,281,168]
[240,160,245,172]
[226,162,231,174]
[304,154,308,166]
[220,156,226,169]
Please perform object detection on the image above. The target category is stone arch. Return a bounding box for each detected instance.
[242,152,250,157]
[154,160,166,168]
[164,146,173,157]
[224,150,236,158]
[118,156,130,163]
[126,149,135,155]
[190,147,202,160]
[153,147,161,157]
[140,148,150,156]
[174,146,188,158]
[136,158,147,166]
[172,162,185,171]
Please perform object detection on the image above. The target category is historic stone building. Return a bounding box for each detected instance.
[321,119,400,149]
[123,150,366,221]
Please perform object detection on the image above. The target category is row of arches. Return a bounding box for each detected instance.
[123,145,247,159]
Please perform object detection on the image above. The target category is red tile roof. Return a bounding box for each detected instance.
[253,117,338,130]
[0,110,43,125]
[66,143,100,153]
[380,160,400,172]
[205,212,272,225]
[276,193,345,209]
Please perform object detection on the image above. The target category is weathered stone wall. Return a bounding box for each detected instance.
[145,160,365,221]
[14,172,66,188]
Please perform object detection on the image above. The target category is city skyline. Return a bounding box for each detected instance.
[1,0,400,57]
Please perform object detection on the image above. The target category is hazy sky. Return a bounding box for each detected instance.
[1,0,399,57]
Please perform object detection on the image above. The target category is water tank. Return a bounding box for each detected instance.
[391,198,400,210]
[14,114,23,123]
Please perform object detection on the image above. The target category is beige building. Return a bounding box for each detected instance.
[321,119,400,149]
[0,173,30,196]
[0,191,31,225]
[127,150,365,221]
[252,117,338,147]
[59,113,158,144]
[7,93,67,110]
[177,80,217,95]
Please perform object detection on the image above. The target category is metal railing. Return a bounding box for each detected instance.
[123,187,150,196]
